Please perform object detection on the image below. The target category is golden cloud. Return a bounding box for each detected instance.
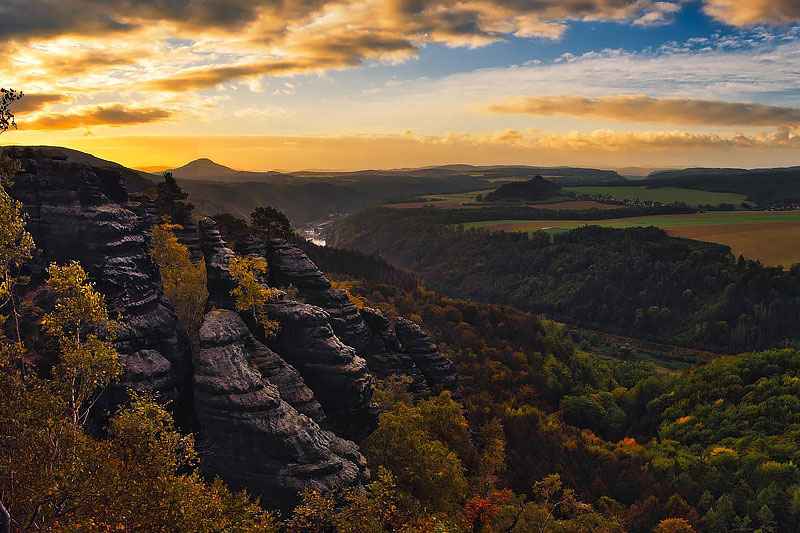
[0,0,685,94]
[487,95,800,126]
[22,104,177,131]
[703,0,800,25]
[9,93,69,114]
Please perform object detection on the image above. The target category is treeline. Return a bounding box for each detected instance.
[646,170,800,208]
[383,202,696,224]
[332,208,800,353]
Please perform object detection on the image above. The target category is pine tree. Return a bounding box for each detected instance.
[155,171,194,224]
[251,206,291,241]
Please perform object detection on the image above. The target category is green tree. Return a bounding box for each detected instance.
[0,88,22,134]
[151,223,208,351]
[0,89,33,353]
[251,206,292,240]
[362,390,469,513]
[41,261,122,426]
[229,255,280,339]
[155,171,194,224]
[212,212,250,248]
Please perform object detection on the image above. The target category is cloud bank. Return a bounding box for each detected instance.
[487,95,800,126]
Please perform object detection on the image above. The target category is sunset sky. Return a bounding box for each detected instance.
[2,0,800,171]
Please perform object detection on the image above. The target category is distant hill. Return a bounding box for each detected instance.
[484,175,562,201]
[169,158,240,179]
[298,164,624,185]
[646,166,800,207]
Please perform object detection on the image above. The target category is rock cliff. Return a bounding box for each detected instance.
[11,156,193,421]
[267,239,371,353]
[264,299,378,441]
[265,239,458,397]
[195,310,368,509]
[395,317,458,391]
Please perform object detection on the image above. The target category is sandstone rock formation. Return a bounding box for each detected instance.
[267,239,371,353]
[394,317,458,391]
[359,307,430,398]
[195,310,368,509]
[198,217,237,311]
[264,299,378,441]
[11,157,193,421]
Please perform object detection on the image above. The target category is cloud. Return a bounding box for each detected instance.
[486,95,800,126]
[0,0,686,93]
[703,0,800,26]
[9,93,69,114]
[22,104,176,130]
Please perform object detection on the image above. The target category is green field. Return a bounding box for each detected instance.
[462,211,800,267]
[565,185,747,207]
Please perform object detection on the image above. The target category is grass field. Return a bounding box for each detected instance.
[463,211,800,267]
[387,189,615,210]
[565,186,747,207]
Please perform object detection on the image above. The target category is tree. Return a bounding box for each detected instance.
[41,261,122,426]
[229,255,280,339]
[155,171,194,224]
[251,206,292,240]
[0,89,22,134]
[653,518,696,533]
[151,223,208,351]
[211,212,250,248]
[0,89,33,354]
[362,390,469,513]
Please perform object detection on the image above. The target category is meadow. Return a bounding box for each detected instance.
[388,183,748,210]
[462,210,800,267]
[565,185,748,207]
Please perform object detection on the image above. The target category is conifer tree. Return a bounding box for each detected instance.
[155,171,194,224]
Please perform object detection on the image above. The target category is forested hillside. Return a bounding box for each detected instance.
[298,241,800,532]
[332,207,800,353]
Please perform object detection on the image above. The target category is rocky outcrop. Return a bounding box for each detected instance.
[394,317,458,392]
[267,239,371,354]
[264,299,378,441]
[359,307,430,398]
[244,325,326,423]
[198,217,237,311]
[11,158,192,422]
[195,310,368,509]
[198,219,377,440]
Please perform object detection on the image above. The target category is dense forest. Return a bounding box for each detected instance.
[332,207,800,353]
[298,241,800,532]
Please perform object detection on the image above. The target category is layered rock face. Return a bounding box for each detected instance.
[199,220,378,441]
[265,239,457,398]
[264,299,378,441]
[395,317,458,391]
[267,239,371,354]
[198,217,237,311]
[359,307,430,399]
[11,157,192,420]
[195,310,368,509]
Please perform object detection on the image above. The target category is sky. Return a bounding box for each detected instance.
[1,0,800,171]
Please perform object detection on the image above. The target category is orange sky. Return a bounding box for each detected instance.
[2,0,800,171]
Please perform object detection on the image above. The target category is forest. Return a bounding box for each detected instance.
[332,207,800,353]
